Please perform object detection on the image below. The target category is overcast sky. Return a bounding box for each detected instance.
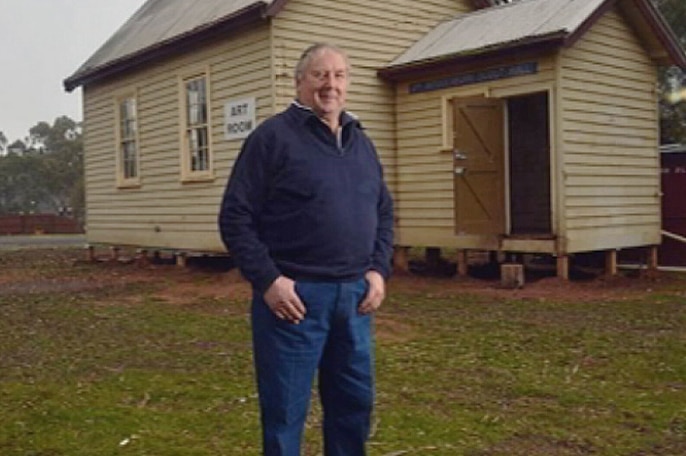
[0,0,147,143]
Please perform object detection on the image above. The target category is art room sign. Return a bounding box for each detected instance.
[224,97,256,140]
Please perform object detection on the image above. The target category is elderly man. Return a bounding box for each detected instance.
[219,43,393,455]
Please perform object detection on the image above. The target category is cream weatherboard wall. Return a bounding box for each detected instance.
[392,54,558,249]
[270,0,470,193]
[558,7,661,254]
[83,25,273,251]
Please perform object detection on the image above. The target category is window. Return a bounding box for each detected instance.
[181,74,212,180]
[116,96,140,186]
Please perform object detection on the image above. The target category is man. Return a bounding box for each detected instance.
[218,43,394,455]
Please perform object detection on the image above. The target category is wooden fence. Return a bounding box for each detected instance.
[0,214,84,235]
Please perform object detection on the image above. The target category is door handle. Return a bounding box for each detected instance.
[454,167,466,175]
[453,149,467,160]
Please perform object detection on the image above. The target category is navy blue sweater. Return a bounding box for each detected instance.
[218,103,394,293]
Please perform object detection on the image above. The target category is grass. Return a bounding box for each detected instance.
[1,248,685,455]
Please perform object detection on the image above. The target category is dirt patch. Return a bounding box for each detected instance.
[1,247,684,307]
[467,433,596,456]
[387,269,684,303]
[375,316,417,343]
[151,268,252,303]
[0,278,107,296]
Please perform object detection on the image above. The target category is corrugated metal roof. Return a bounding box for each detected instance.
[65,0,272,90]
[389,0,604,68]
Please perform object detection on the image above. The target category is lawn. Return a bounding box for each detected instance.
[1,248,685,455]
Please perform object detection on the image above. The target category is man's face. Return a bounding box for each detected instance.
[296,49,349,125]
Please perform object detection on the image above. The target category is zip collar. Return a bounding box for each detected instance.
[290,101,361,149]
[290,100,359,129]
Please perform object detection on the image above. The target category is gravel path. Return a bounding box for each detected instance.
[0,234,86,250]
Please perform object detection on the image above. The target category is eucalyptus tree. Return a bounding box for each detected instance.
[654,0,686,144]
[0,117,84,218]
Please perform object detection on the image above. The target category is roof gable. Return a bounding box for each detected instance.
[64,0,284,91]
[381,0,686,80]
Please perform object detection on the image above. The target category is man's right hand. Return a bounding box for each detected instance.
[263,276,306,324]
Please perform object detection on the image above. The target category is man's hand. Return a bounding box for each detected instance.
[358,270,385,315]
[263,276,306,324]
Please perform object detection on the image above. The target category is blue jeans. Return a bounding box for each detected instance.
[251,278,373,456]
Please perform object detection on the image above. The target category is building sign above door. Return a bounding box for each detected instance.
[409,62,538,94]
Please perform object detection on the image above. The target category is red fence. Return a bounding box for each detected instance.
[0,214,83,235]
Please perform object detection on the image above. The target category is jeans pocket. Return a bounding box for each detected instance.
[358,277,370,305]
[294,280,304,301]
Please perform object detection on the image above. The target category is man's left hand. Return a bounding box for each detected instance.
[358,270,385,315]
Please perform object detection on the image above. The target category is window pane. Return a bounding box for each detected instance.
[122,119,136,138]
[188,127,209,171]
[119,96,138,181]
[122,141,138,179]
[120,99,136,123]
[186,78,207,125]
[120,100,129,121]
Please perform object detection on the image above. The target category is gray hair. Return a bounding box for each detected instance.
[294,43,350,82]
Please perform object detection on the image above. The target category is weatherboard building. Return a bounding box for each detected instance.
[64,0,686,278]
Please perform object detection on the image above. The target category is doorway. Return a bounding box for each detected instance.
[507,92,552,235]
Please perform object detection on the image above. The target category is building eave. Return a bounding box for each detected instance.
[378,33,566,82]
[264,0,290,16]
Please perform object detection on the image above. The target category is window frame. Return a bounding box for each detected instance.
[179,69,214,182]
[115,92,141,188]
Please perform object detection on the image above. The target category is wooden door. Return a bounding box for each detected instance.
[452,97,505,235]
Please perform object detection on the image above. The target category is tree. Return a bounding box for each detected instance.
[654,0,686,144]
[0,131,7,155]
[0,116,84,220]
[0,152,49,214]
[28,116,84,218]
[6,139,27,155]
[29,116,80,154]
[658,67,686,144]
[654,0,686,41]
